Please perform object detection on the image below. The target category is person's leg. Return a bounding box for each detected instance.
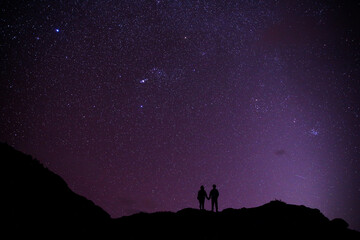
[211,199,214,212]
[215,199,218,212]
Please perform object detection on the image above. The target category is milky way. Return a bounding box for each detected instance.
[1,0,360,230]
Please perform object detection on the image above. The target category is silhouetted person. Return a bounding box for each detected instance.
[197,185,208,210]
[209,184,219,212]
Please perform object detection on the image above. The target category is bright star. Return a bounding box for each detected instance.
[140,78,148,84]
[55,28,60,32]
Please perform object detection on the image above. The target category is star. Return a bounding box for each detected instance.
[140,78,148,84]
[310,128,319,136]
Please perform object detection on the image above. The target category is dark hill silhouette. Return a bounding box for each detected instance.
[2,142,359,239]
[111,202,360,239]
[2,143,110,238]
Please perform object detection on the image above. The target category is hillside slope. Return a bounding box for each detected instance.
[2,143,110,238]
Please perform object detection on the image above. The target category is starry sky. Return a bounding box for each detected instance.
[1,0,360,230]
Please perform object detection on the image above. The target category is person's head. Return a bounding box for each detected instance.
[200,185,204,190]
[213,184,216,189]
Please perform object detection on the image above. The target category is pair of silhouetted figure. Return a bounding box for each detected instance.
[197,184,219,212]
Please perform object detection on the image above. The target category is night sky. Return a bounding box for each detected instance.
[1,0,360,230]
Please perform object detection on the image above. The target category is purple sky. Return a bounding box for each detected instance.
[1,0,360,230]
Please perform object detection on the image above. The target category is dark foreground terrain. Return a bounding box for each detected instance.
[111,202,359,239]
[2,143,359,239]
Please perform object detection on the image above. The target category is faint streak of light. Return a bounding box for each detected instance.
[295,174,306,180]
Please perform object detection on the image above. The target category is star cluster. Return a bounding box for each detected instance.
[1,0,360,230]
